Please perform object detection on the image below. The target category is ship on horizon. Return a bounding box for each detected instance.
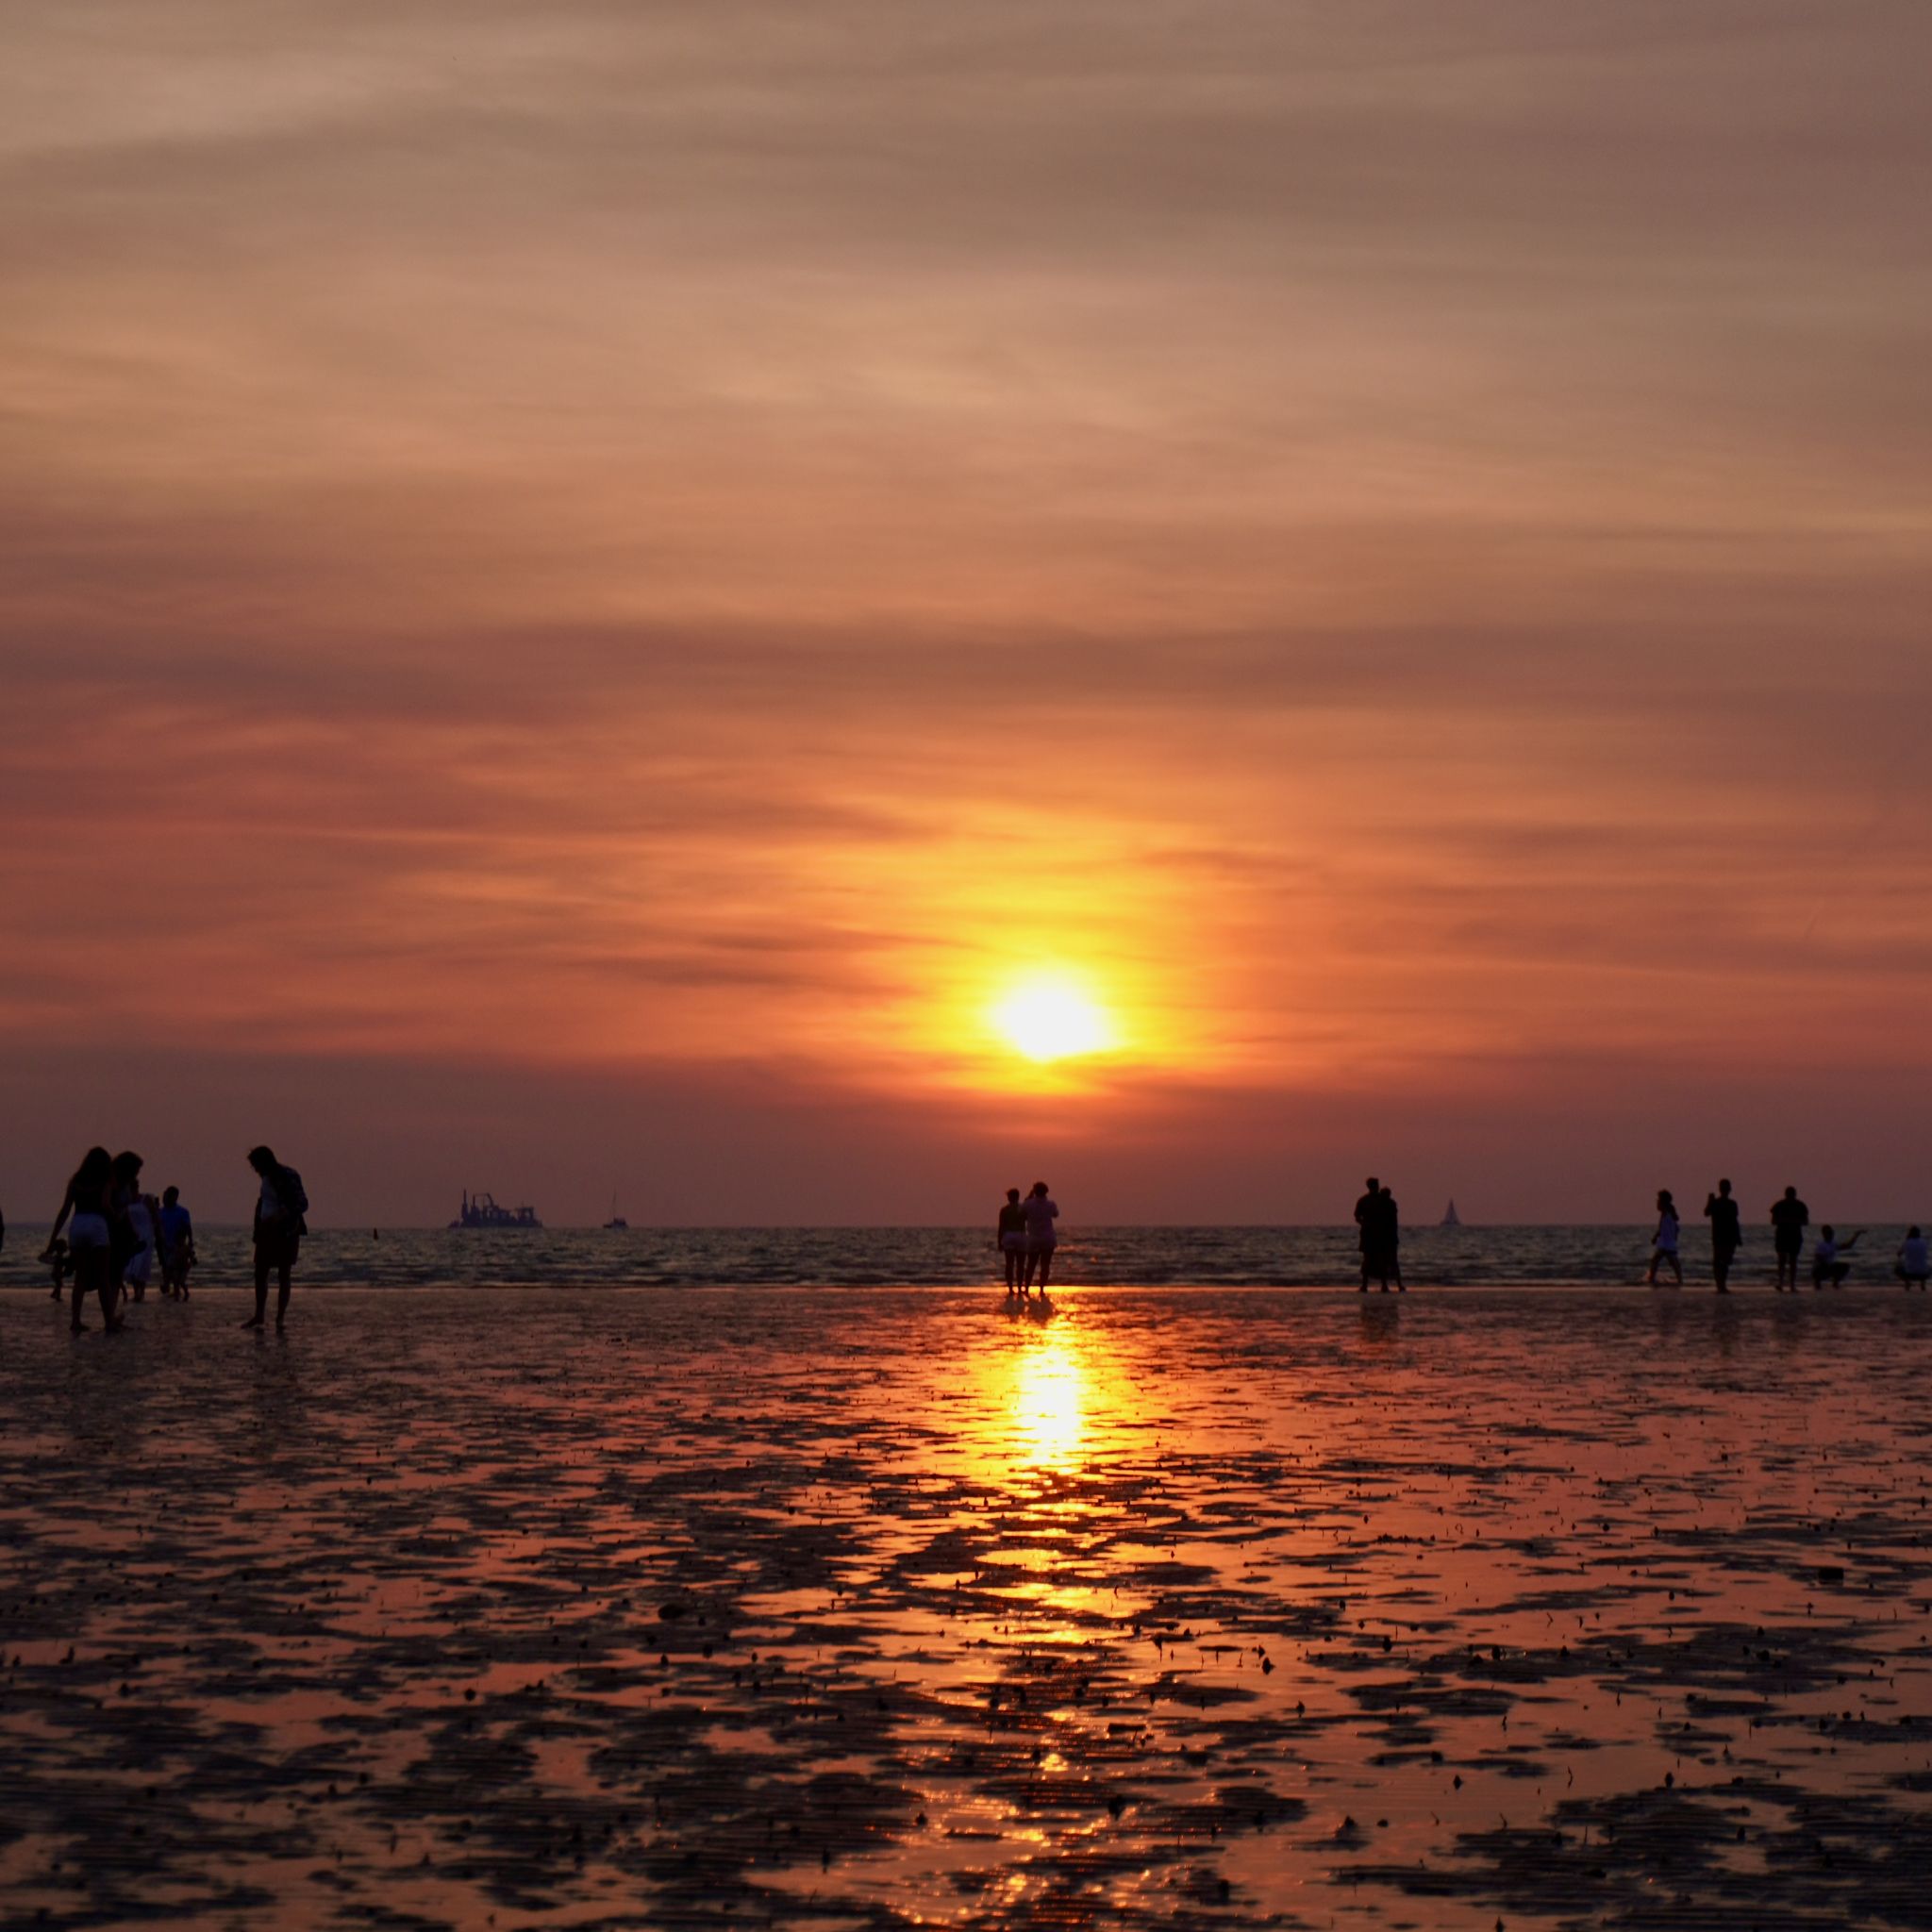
[450,1190,542,1230]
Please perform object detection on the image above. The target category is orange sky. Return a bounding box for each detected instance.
[4,4,1931,1224]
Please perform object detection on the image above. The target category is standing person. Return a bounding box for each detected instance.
[1896,1227,1930,1291]
[1704,1179,1741,1293]
[1354,1177,1381,1292]
[1770,1186,1809,1291]
[158,1186,196,1299]
[244,1144,308,1332]
[1811,1224,1860,1290]
[43,1147,120,1334]
[1358,1182,1404,1292]
[1647,1190,1682,1285]
[996,1188,1027,1296]
[1021,1181,1058,1296]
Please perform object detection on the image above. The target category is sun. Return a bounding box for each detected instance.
[991,975,1115,1063]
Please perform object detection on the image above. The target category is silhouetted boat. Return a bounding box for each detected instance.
[604,1192,628,1231]
[1441,1199,1460,1227]
[450,1190,542,1230]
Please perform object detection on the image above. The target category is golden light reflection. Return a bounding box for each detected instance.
[1008,1330,1087,1469]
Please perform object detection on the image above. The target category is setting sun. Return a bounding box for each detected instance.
[991,976,1116,1063]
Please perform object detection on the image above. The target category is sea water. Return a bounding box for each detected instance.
[3,1223,1921,1291]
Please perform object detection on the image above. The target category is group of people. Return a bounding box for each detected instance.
[42,1143,308,1334]
[995,1183,1059,1298]
[1649,1180,1931,1292]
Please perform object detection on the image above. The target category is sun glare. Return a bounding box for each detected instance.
[991,976,1115,1063]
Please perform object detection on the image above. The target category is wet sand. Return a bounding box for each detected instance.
[4,1285,1931,1929]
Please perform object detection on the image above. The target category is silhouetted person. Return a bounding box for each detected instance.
[997,1187,1027,1294]
[1647,1190,1682,1286]
[46,1238,70,1301]
[1021,1181,1058,1295]
[44,1147,119,1334]
[1770,1186,1808,1291]
[1896,1227,1930,1291]
[1357,1181,1403,1292]
[244,1144,308,1331]
[1812,1224,1860,1290]
[159,1186,196,1298]
[1704,1179,1740,1292]
[111,1152,156,1302]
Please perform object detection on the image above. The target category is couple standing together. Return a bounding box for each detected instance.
[996,1182,1058,1297]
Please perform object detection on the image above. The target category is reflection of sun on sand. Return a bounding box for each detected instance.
[1008,1330,1086,1468]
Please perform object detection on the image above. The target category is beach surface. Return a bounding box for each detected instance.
[4,1284,1931,1928]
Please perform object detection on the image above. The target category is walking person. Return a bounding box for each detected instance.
[996,1187,1027,1295]
[42,1147,120,1333]
[243,1144,308,1332]
[1896,1227,1930,1291]
[1770,1186,1809,1291]
[1020,1181,1058,1296]
[1811,1224,1861,1290]
[1704,1179,1741,1292]
[1648,1190,1682,1286]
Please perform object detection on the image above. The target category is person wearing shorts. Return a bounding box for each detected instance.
[44,1146,120,1333]
[1896,1228,1930,1291]
[1647,1190,1682,1286]
[1770,1187,1808,1292]
[996,1188,1027,1294]
[1812,1225,1860,1290]
[1021,1182,1058,1295]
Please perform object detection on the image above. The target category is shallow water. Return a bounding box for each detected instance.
[4,1286,1932,1929]
[5,1222,1924,1291]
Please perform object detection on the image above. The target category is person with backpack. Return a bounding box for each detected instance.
[243,1143,308,1331]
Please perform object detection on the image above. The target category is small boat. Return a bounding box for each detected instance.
[604,1192,628,1232]
[449,1190,542,1230]
[1440,1199,1460,1228]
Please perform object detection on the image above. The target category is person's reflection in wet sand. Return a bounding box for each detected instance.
[1710,1293,1741,1359]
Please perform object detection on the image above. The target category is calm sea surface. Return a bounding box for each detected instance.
[3,1223,1921,1291]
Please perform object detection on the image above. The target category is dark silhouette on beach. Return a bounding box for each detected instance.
[159,1186,196,1298]
[1704,1179,1740,1291]
[1771,1186,1809,1291]
[244,1144,308,1331]
[1021,1181,1058,1295]
[1812,1224,1861,1290]
[996,1187,1026,1294]
[44,1147,120,1333]
[1355,1178,1404,1291]
[1897,1227,1929,1291]
[110,1152,157,1302]
[1647,1189,1682,1286]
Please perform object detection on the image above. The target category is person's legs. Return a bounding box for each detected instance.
[275,1262,292,1328]
[1714,1245,1734,1292]
[244,1246,270,1326]
[71,1251,106,1331]
[1667,1252,1681,1285]
[1035,1247,1054,1292]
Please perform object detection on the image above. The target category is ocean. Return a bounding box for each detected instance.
[4,1221,1920,1291]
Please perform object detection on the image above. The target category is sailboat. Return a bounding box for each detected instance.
[603,1192,628,1232]
[1440,1199,1460,1227]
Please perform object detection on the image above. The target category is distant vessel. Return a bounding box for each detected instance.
[449,1190,542,1230]
[1441,1199,1461,1228]
[604,1191,628,1232]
